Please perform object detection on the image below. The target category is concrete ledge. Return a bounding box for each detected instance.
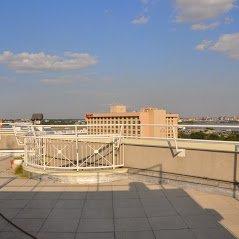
[23,165,128,184]
[0,149,24,157]
[123,138,239,152]
[127,167,239,199]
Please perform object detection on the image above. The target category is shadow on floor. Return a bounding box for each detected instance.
[0,180,238,239]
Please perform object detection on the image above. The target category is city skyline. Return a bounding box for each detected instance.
[0,0,239,118]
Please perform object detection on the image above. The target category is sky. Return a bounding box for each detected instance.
[0,0,238,118]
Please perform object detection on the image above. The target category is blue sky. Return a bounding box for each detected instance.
[0,0,238,118]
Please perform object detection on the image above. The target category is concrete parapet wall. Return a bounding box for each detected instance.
[0,133,23,150]
[123,138,239,183]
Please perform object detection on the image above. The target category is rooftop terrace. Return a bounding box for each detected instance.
[0,123,239,238]
[0,156,239,239]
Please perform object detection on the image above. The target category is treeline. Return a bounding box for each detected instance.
[42,119,81,125]
[179,131,239,141]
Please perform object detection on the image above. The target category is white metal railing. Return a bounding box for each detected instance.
[1,123,239,142]
[24,135,124,171]
[1,122,239,170]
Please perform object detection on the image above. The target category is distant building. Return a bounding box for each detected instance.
[85,105,179,138]
[31,113,44,125]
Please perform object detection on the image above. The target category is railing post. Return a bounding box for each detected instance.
[24,137,28,166]
[112,136,116,169]
[75,125,79,171]
[43,137,46,170]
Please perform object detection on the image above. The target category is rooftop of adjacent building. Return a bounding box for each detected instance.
[85,105,179,119]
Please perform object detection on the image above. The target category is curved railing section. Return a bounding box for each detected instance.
[24,135,124,171]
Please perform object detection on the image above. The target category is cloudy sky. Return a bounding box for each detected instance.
[0,0,238,118]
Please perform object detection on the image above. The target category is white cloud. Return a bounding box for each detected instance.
[175,0,235,22]
[211,33,239,59]
[131,15,149,25]
[196,33,239,59]
[41,78,72,85]
[224,16,234,24]
[140,0,150,4]
[40,76,90,85]
[0,51,97,72]
[195,40,213,51]
[191,22,220,30]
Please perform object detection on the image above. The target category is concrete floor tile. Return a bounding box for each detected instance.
[113,198,142,208]
[140,198,171,208]
[144,206,177,217]
[77,219,114,233]
[25,199,57,209]
[138,191,165,199]
[33,192,61,200]
[11,218,45,232]
[15,208,51,219]
[0,208,21,219]
[149,216,187,230]
[193,227,237,239]
[0,199,29,209]
[41,218,79,232]
[116,230,155,239]
[0,231,33,239]
[0,218,9,231]
[114,207,146,218]
[154,229,195,239]
[87,191,112,200]
[37,232,75,239]
[113,191,139,199]
[10,192,36,199]
[85,200,112,209]
[6,179,29,186]
[184,214,220,228]
[82,207,113,219]
[59,192,87,200]
[0,192,13,200]
[115,218,151,232]
[54,199,84,209]
[48,208,82,219]
[64,186,89,192]
[76,232,114,238]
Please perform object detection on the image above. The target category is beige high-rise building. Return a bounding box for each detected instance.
[85,105,179,138]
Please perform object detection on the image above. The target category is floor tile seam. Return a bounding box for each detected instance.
[74,188,93,239]
[135,186,157,239]
[36,190,63,234]
[9,180,39,201]
[160,185,200,239]
[160,184,192,229]
[111,189,118,239]
[11,193,38,221]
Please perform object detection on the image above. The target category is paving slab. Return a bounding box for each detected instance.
[48,208,82,219]
[77,218,114,233]
[15,208,52,219]
[37,232,75,239]
[40,218,79,232]
[115,230,155,239]
[76,232,114,239]
[114,207,146,218]
[0,162,238,239]
[148,215,187,230]
[154,229,195,239]
[115,218,151,232]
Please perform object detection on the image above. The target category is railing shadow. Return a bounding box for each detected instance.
[0,179,238,239]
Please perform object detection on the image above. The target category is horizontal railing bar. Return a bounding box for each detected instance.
[1,123,239,128]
